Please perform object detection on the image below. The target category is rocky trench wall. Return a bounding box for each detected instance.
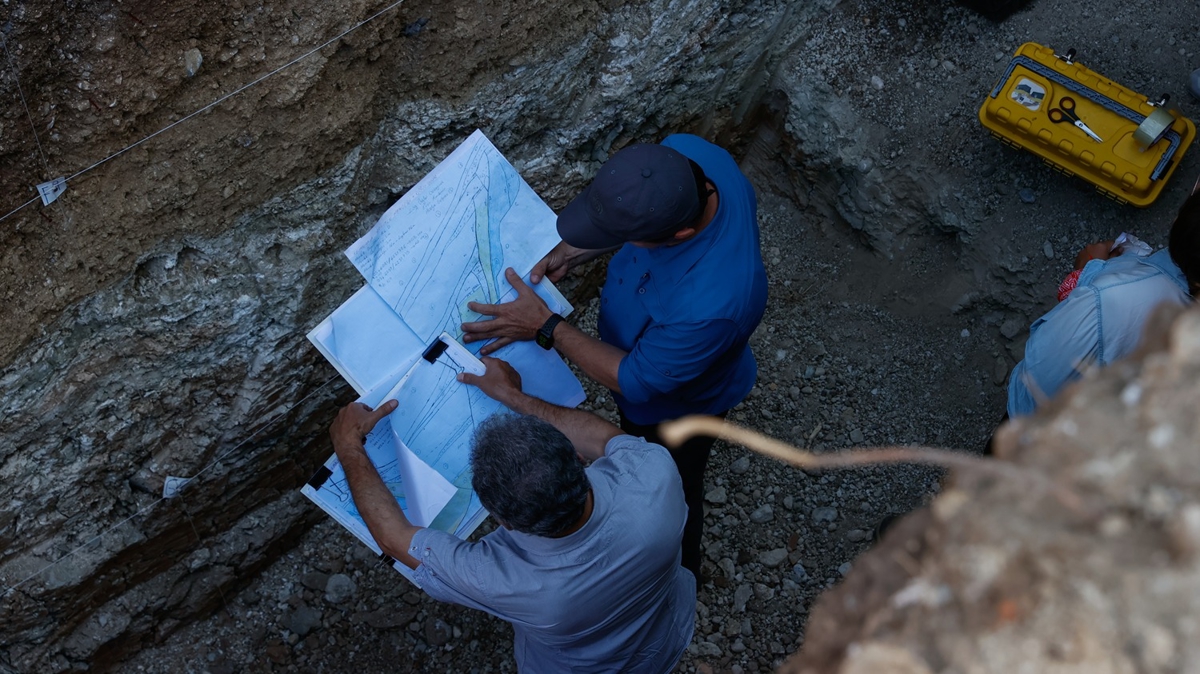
[782,304,1200,674]
[0,0,863,670]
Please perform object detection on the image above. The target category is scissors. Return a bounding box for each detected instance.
[1048,97,1104,143]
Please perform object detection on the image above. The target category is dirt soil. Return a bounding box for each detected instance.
[26,0,1200,671]
[0,0,613,366]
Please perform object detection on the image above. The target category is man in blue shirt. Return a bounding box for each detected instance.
[461,135,768,579]
[329,357,695,673]
[1007,185,1200,417]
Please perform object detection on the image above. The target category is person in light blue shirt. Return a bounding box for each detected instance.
[1008,186,1200,417]
[460,135,768,580]
[328,357,694,674]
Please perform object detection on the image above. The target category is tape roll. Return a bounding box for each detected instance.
[1134,108,1175,148]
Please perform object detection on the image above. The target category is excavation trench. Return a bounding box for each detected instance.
[3,0,1198,672]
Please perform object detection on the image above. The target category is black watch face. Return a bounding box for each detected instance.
[536,332,552,349]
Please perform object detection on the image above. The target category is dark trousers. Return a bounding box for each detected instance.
[618,410,724,582]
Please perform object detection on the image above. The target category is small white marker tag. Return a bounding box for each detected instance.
[163,476,191,499]
[36,177,67,206]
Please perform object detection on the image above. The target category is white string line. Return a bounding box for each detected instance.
[0,0,408,225]
[0,373,343,599]
[1,34,51,172]
[0,498,170,600]
[0,194,41,223]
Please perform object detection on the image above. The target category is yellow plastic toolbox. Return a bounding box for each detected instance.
[979,42,1195,206]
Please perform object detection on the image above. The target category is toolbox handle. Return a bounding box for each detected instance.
[1054,47,1077,65]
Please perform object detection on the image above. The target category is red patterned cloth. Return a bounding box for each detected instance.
[1057,269,1082,302]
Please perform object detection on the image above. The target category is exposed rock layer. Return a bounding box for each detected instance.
[0,0,826,670]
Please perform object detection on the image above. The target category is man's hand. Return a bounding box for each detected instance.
[1074,240,1117,270]
[461,268,553,355]
[330,400,398,456]
[530,241,582,284]
[457,357,524,405]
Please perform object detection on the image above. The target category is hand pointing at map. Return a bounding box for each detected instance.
[462,268,554,355]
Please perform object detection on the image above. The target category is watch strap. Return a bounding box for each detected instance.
[536,313,565,350]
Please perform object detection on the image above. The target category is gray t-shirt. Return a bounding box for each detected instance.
[408,435,696,673]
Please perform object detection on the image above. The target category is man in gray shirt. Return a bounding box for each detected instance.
[329,357,695,673]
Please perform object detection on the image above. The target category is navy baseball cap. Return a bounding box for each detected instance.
[557,144,704,249]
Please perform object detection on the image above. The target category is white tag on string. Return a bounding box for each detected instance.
[36,177,67,206]
[163,476,191,499]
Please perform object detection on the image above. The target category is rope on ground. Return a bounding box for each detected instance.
[659,415,1085,513]
[0,0,408,225]
[0,373,343,599]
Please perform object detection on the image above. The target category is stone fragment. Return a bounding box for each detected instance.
[838,562,852,576]
[1018,188,1036,203]
[870,75,884,90]
[812,506,838,523]
[324,574,356,604]
[186,548,211,571]
[846,529,868,543]
[750,504,774,523]
[718,557,736,579]
[733,584,753,612]
[758,548,788,568]
[753,583,775,601]
[1043,241,1054,259]
[791,562,809,583]
[849,429,864,444]
[730,456,751,474]
[425,619,452,647]
[704,486,728,505]
[300,572,328,591]
[284,606,322,637]
[184,48,203,77]
[403,17,430,37]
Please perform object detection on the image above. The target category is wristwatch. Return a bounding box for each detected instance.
[536,313,565,350]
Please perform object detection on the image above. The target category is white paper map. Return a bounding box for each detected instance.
[303,130,586,584]
[345,129,561,345]
[383,334,501,534]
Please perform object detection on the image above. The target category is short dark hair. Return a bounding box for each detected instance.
[1169,189,1200,294]
[470,414,590,536]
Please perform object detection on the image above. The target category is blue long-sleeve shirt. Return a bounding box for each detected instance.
[1008,249,1190,416]
[600,134,768,425]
